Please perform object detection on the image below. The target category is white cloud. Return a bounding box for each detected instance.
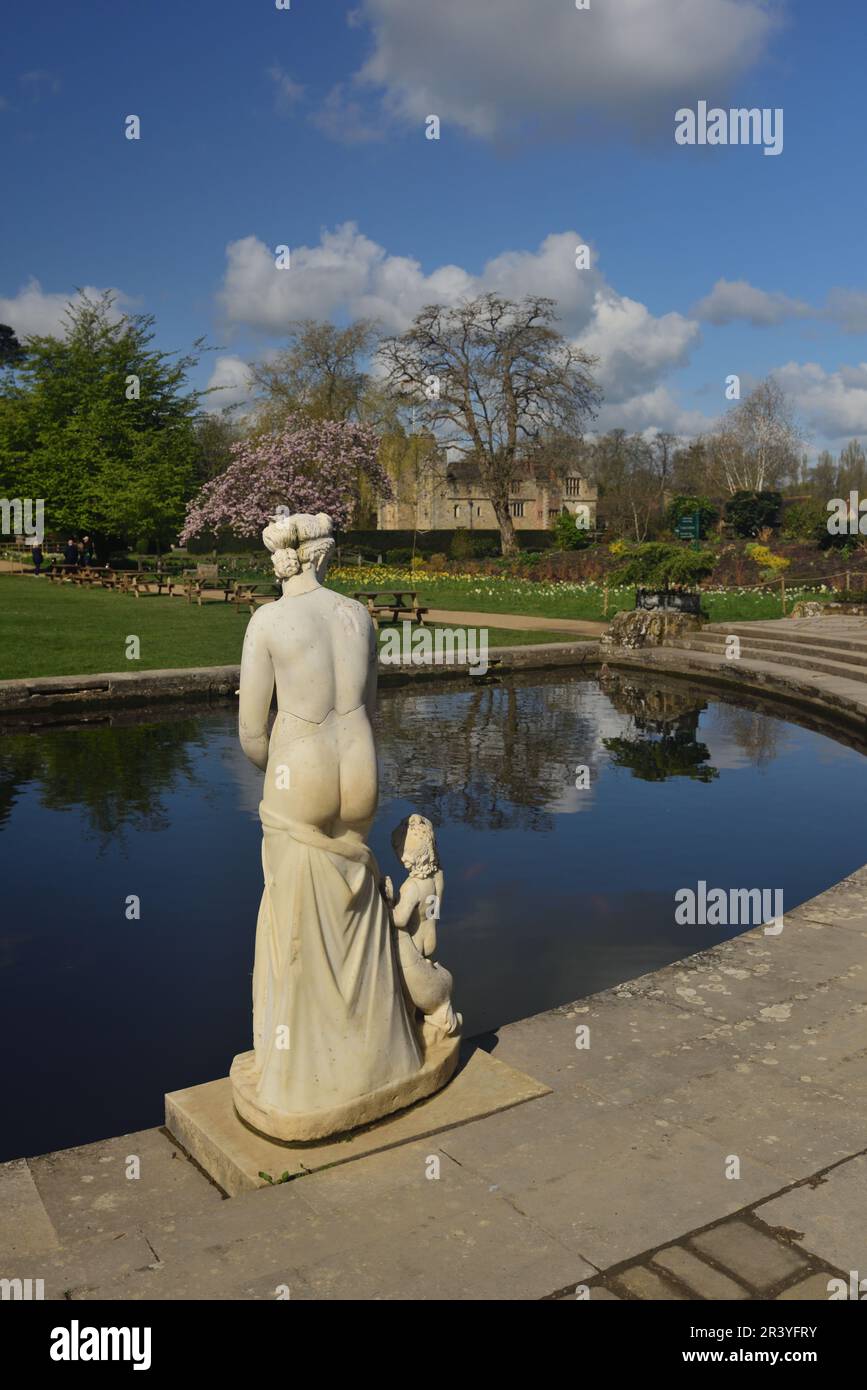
[217,222,699,413]
[204,355,255,414]
[693,277,810,326]
[0,279,134,339]
[267,65,304,110]
[350,0,781,139]
[595,386,714,437]
[771,361,867,441]
[577,292,698,402]
[311,84,386,144]
[824,288,867,334]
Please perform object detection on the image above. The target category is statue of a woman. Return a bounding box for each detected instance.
[230,512,459,1142]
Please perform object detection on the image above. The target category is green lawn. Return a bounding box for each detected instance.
[0,577,579,680]
[329,566,821,625]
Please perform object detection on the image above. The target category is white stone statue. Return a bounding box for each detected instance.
[231,512,459,1142]
[383,815,461,1040]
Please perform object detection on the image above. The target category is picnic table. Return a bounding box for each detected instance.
[176,564,231,606]
[228,580,275,614]
[353,589,429,629]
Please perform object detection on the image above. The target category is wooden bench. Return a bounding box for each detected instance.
[353,589,429,630]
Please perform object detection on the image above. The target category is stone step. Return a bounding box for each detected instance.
[669,636,867,686]
[625,645,867,714]
[704,622,867,657]
[687,631,867,674]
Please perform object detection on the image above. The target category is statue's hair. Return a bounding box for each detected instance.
[392,813,439,878]
[262,512,334,580]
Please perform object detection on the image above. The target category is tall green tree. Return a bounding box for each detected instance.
[0,292,206,549]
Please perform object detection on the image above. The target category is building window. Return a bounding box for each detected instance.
[476,506,482,517]
[565,476,581,498]
[453,504,461,519]
[510,501,525,518]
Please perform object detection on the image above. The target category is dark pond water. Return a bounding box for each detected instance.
[2,668,865,1162]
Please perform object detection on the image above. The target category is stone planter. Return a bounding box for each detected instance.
[635,588,704,617]
[601,608,704,649]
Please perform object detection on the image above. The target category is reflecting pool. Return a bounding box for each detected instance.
[2,668,864,1160]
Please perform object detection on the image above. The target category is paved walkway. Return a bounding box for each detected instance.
[427,608,604,636]
[4,858,866,1301]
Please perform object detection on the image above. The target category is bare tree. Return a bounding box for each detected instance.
[378,294,600,554]
[710,378,802,495]
[250,319,379,426]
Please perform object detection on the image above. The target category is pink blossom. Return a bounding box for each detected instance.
[179,416,393,544]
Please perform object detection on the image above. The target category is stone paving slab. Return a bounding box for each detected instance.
[28,1126,222,1244]
[36,1231,159,1301]
[81,1143,592,1302]
[651,1244,749,1300]
[753,1154,867,1274]
[0,1158,59,1260]
[165,1047,550,1197]
[638,1068,865,1184]
[690,1219,808,1292]
[439,1088,784,1269]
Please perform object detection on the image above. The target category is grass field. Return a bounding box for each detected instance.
[0,577,579,680]
[330,566,824,625]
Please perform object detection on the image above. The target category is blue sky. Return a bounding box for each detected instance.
[2,0,866,453]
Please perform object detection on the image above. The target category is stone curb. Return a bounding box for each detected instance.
[0,644,599,716]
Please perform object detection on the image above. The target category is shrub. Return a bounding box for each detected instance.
[745,543,790,579]
[550,511,592,551]
[450,528,474,560]
[666,495,719,539]
[725,491,782,537]
[781,500,827,542]
[612,542,716,589]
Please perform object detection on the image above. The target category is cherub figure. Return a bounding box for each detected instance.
[383,815,461,1039]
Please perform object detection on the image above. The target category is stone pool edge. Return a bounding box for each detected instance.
[5,635,867,736]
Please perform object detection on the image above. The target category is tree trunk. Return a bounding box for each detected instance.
[492,496,518,555]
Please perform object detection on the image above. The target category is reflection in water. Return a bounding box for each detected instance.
[1,670,866,1160]
[597,671,718,783]
[0,719,207,843]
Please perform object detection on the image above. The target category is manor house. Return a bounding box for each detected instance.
[377,457,598,533]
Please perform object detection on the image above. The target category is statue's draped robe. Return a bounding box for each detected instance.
[241,803,422,1121]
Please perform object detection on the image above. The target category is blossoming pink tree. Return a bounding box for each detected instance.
[179,416,393,543]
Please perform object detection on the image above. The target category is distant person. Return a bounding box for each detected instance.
[82,534,94,564]
[31,540,43,576]
[63,538,78,569]
[76,540,85,567]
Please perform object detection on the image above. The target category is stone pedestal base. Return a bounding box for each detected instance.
[165,1047,550,1197]
[230,1032,461,1143]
